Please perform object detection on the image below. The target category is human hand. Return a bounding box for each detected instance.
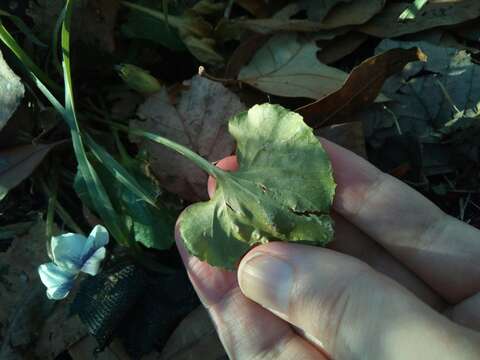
[175,139,480,359]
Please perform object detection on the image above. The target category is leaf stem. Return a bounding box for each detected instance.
[106,121,226,179]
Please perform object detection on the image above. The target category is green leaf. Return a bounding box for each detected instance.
[238,33,347,99]
[74,153,176,250]
[84,133,158,208]
[116,64,163,95]
[179,104,335,269]
[112,158,176,250]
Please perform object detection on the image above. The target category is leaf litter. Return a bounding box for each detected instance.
[132,75,245,201]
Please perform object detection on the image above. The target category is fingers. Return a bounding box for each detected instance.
[209,155,446,309]
[330,214,446,311]
[321,139,480,303]
[175,229,326,360]
[446,292,480,332]
[238,242,480,360]
[207,155,238,197]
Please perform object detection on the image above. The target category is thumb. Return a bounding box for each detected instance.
[238,242,480,360]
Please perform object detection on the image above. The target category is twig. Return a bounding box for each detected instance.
[198,66,239,86]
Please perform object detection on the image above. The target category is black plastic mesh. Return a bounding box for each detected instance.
[71,261,147,349]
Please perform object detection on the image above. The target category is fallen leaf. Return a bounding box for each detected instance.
[158,306,226,360]
[298,47,427,127]
[359,1,480,38]
[311,0,386,28]
[132,76,244,202]
[234,0,273,17]
[0,219,46,326]
[317,32,369,64]
[69,336,130,360]
[28,0,120,52]
[402,28,480,54]
[299,0,353,21]
[0,218,86,360]
[179,104,335,269]
[238,33,347,99]
[364,39,480,178]
[78,0,120,53]
[0,50,24,132]
[34,296,87,360]
[316,122,367,158]
[231,0,384,33]
[224,34,270,79]
[0,142,62,201]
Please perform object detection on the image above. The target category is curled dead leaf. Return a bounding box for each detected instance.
[298,47,427,127]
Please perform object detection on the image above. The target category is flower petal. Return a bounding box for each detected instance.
[38,263,77,300]
[87,225,109,250]
[80,247,106,276]
[80,225,109,264]
[51,233,87,271]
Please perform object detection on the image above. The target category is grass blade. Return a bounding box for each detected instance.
[61,0,130,246]
[0,22,60,92]
[0,10,46,47]
[84,133,159,208]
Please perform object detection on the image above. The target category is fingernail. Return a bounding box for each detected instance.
[238,253,293,315]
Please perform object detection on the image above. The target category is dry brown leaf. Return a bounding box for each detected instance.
[359,1,480,38]
[0,51,24,133]
[229,17,350,35]
[0,141,63,201]
[28,0,119,52]
[234,0,275,17]
[231,0,384,33]
[132,76,245,201]
[317,0,385,29]
[34,296,87,360]
[317,32,369,64]
[0,218,87,359]
[158,306,226,360]
[69,337,130,360]
[0,218,48,327]
[298,48,427,127]
[78,0,120,53]
[316,121,366,158]
[300,0,353,21]
[238,33,348,99]
[224,34,270,79]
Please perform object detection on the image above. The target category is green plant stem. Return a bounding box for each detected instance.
[109,122,226,180]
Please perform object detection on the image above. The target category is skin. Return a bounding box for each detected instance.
[175,139,480,360]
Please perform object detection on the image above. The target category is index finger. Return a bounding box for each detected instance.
[322,138,480,303]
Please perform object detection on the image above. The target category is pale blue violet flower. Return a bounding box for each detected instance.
[38,225,109,300]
